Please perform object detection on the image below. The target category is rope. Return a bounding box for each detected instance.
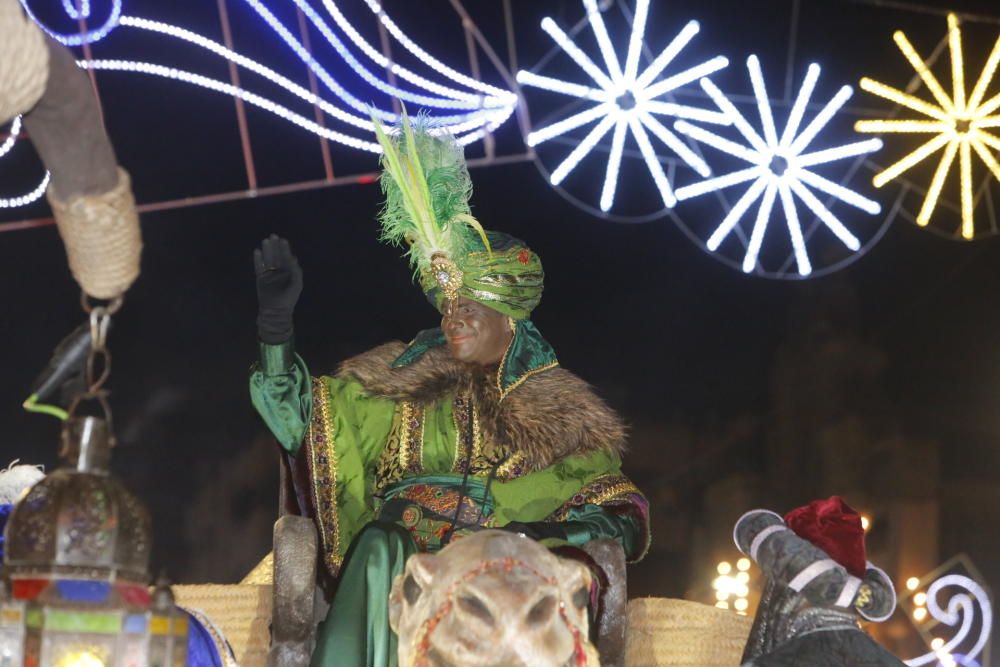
[48,167,143,299]
[0,0,50,124]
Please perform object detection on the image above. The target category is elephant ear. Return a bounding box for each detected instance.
[857,563,897,622]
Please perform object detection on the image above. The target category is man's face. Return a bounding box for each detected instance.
[442,297,512,366]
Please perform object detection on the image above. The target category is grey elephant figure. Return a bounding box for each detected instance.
[734,507,906,667]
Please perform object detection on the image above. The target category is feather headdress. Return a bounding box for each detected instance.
[373,111,491,300]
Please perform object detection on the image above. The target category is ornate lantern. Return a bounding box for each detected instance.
[0,413,171,667]
[146,581,187,667]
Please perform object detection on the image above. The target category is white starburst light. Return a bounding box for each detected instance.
[674,56,883,276]
[518,0,729,212]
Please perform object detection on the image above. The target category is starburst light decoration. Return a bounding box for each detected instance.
[673,56,883,276]
[674,56,882,276]
[517,0,730,213]
[856,13,1000,240]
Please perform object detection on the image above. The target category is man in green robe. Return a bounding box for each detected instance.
[249,119,648,667]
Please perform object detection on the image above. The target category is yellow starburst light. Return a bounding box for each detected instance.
[856,13,1000,239]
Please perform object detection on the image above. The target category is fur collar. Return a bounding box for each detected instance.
[337,342,626,468]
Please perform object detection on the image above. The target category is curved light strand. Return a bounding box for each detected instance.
[904,575,992,667]
[319,0,514,104]
[117,17,508,134]
[361,0,513,99]
[0,116,23,159]
[283,0,509,110]
[0,172,50,209]
[19,0,121,46]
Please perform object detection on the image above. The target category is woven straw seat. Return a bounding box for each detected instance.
[624,597,753,667]
[174,583,272,667]
[169,584,753,667]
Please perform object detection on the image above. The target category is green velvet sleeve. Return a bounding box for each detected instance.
[491,449,651,562]
[249,340,312,455]
[308,374,397,575]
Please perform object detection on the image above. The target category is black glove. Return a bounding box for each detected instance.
[499,521,569,542]
[253,235,303,344]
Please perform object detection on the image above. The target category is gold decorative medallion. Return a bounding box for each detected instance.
[429,253,463,301]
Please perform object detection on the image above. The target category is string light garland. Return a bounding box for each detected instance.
[517,0,730,212]
[19,0,517,136]
[856,13,1000,240]
[673,57,882,276]
[18,0,121,46]
[4,0,519,211]
[0,116,50,209]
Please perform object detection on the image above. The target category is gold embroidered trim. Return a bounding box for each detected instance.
[547,474,644,521]
[451,394,530,480]
[399,401,425,474]
[495,320,559,402]
[374,401,426,495]
[307,377,342,576]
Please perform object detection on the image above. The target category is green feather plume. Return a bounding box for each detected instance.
[373,110,491,276]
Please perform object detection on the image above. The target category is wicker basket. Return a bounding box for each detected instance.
[624,598,753,667]
[174,584,272,667]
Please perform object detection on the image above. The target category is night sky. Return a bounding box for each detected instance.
[2,0,1000,624]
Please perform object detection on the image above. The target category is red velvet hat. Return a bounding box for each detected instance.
[784,496,867,578]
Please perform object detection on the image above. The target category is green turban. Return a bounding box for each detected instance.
[418,231,543,321]
[372,112,557,397]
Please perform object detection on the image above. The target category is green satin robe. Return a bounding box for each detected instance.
[250,341,648,667]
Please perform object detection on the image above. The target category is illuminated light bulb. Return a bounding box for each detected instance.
[737,558,752,572]
[0,172,50,209]
[0,115,22,159]
[716,590,730,602]
[582,0,624,83]
[734,598,749,612]
[860,515,871,532]
[54,650,106,667]
[931,638,945,650]
[517,1,729,213]
[61,0,91,20]
[915,592,928,607]
[717,562,733,575]
[674,57,880,275]
[516,71,608,102]
[599,119,629,211]
[736,572,750,584]
[715,601,729,609]
[906,577,921,591]
[857,13,1000,239]
[914,607,928,622]
[19,0,122,46]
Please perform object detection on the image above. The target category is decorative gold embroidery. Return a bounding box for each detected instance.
[855,583,873,610]
[451,394,530,480]
[547,474,644,522]
[307,378,342,577]
[495,322,560,402]
[375,401,426,495]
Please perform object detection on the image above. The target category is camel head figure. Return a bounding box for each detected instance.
[389,529,599,667]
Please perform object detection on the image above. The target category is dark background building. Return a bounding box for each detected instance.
[1,0,998,659]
